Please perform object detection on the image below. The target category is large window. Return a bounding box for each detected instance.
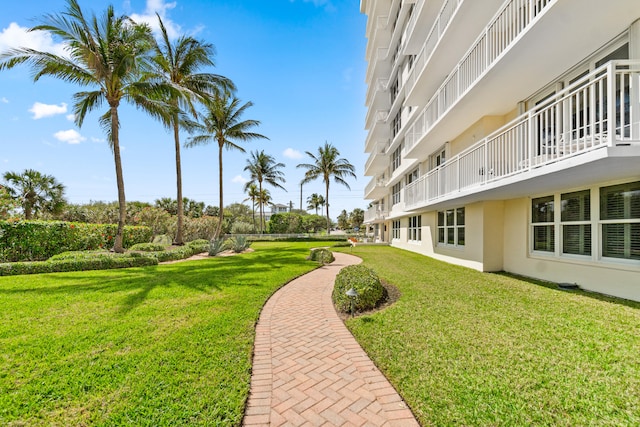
[392,182,402,205]
[391,144,402,172]
[408,215,421,241]
[438,207,465,247]
[392,110,402,138]
[529,181,640,262]
[561,190,591,256]
[600,182,640,260]
[392,220,400,240]
[532,196,554,252]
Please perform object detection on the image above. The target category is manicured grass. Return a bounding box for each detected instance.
[0,241,326,426]
[337,246,640,425]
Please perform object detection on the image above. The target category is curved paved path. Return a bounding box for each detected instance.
[242,252,419,426]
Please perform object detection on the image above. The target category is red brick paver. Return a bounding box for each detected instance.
[243,252,419,427]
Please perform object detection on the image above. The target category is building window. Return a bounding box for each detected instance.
[391,144,402,172]
[406,168,419,185]
[392,110,402,138]
[408,215,421,241]
[392,182,402,205]
[531,196,554,253]
[392,220,400,240]
[390,77,399,105]
[430,146,446,170]
[600,182,640,260]
[438,207,465,247]
[561,190,591,256]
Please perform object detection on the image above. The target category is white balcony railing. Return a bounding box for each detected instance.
[405,61,640,209]
[365,175,389,198]
[405,0,463,96]
[364,205,388,223]
[405,0,554,153]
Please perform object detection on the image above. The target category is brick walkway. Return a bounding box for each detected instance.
[242,252,419,426]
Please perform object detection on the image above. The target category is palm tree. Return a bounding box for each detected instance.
[0,0,167,252]
[2,169,66,219]
[298,142,356,234]
[186,90,267,240]
[147,15,233,245]
[256,188,272,231]
[243,182,259,232]
[244,150,287,233]
[306,193,325,215]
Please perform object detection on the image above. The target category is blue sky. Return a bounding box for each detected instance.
[0,0,368,218]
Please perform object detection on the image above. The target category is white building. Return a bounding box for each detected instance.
[264,203,289,223]
[361,0,640,301]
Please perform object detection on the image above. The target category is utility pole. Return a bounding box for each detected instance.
[289,200,293,212]
[299,182,303,211]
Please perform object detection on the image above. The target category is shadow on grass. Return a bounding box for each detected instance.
[0,245,317,314]
[494,272,640,310]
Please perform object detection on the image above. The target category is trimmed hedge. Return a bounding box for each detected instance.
[0,256,157,276]
[307,247,335,265]
[0,220,152,262]
[332,265,385,313]
[129,243,168,252]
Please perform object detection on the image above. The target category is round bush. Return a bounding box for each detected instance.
[307,248,334,264]
[332,265,385,313]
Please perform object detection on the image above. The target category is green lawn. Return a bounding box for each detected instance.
[0,241,324,426]
[340,246,640,426]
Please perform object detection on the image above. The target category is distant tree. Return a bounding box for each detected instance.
[256,188,272,230]
[244,150,286,234]
[187,90,267,240]
[148,14,233,245]
[204,205,219,217]
[298,142,356,234]
[302,214,327,233]
[2,169,66,219]
[0,186,19,219]
[337,209,349,230]
[306,193,325,215]
[350,208,364,230]
[243,182,259,232]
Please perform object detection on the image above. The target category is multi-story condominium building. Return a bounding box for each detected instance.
[361,0,640,301]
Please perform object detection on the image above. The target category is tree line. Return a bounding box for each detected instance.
[0,0,356,250]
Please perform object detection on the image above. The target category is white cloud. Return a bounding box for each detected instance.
[283,148,303,159]
[66,114,76,122]
[232,175,248,185]
[90,137,105,143]
[130,0,181,40]
[0,22,68,57]
[29,102,68,119]
[1,97,8,104]
[54,129,86,144]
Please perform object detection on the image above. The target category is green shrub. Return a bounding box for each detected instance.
[208,238,228,256]
[332,265,385,313]
[0,220,152,262]
[0,256,157,276]
[187,239,209,249]
[307,247,334,265]
[229,235,251,253]
[129,243,168,252]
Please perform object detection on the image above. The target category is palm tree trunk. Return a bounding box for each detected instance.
[111,104,126,253]
[251,198,256,232]
[259,182,264,234]
[214,141,224,240]
[325,180,331,235]
[173,116,184,245]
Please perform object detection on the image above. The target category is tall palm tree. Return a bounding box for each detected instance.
[147,14,233,245]
[3,169,66,219]
[244,150,287,233]
[0,0,167,252]
[256,188,272,231]
[186,90,267,240]
[243,182,259,232]
[298,142,356,234]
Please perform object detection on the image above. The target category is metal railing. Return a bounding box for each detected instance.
[405,0,554,153]
[405,61,640,209]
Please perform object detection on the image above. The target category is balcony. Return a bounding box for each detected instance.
[364,205,388,224]
[364,140,390,176]
[365,78,389,111]
[405,61,640,210]
[365,47,390,84]
[364,110,390,152]
[405,0,554,155]
[364,175,388,200]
